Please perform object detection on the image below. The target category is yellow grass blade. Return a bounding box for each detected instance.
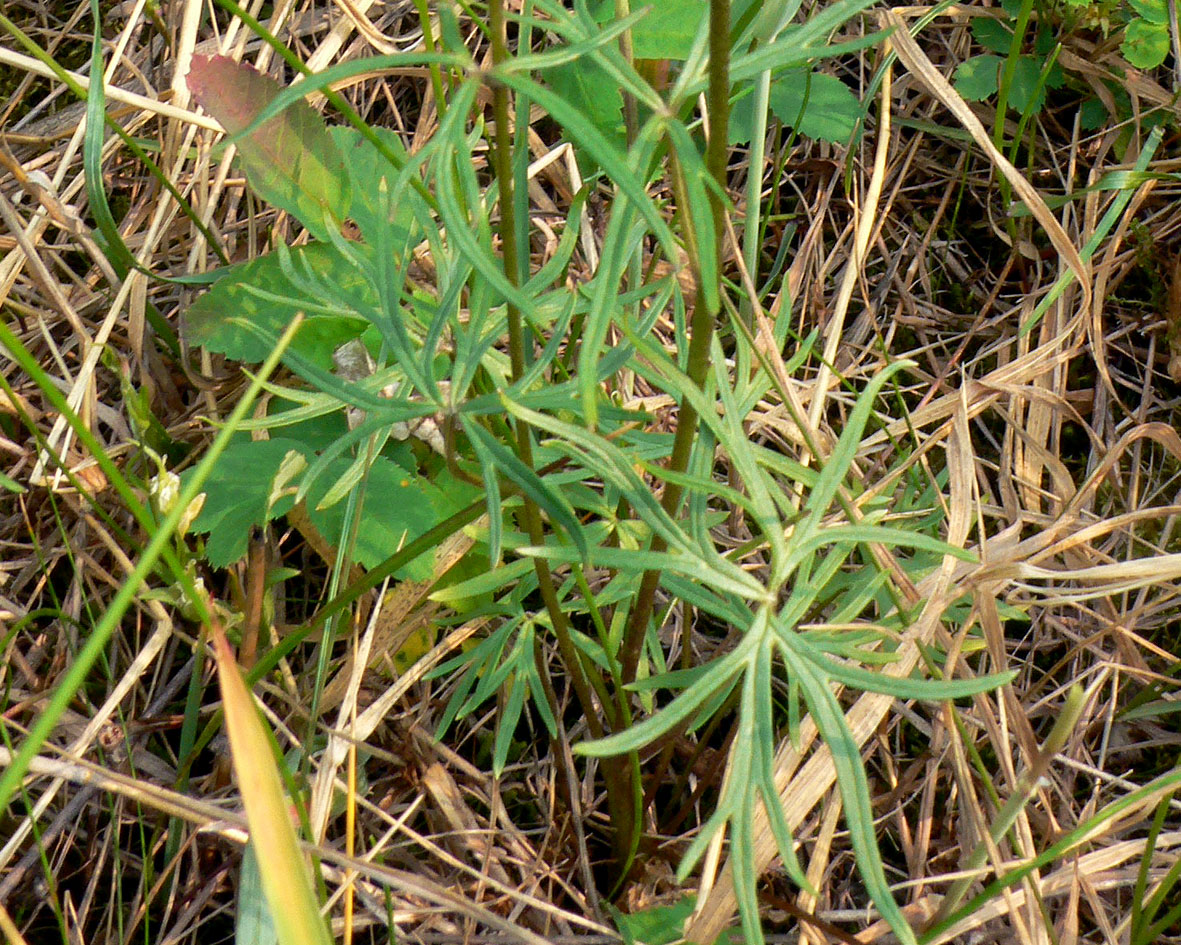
[212,624,333,945]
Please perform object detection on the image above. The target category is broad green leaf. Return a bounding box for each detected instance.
[1079,94,1113,131]
[1123,17,1171,69]
[329,126,417,247]
[730,70,861,144]
[610,895,696,945]
[184,243,374,369]
[954,54,1001,102]
[1006,55,1064,116]
[186,435,471,575]
[590,0,706,60]
[1129,0,1169,26]
[187,437,304,567]
[304,455,478,578]
[971,17,1014,55]
[545,57,624,153]
[187,54,349,239]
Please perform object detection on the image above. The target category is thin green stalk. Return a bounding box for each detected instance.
[614,0,639,146]
[621,0,731,684]
[614,0,643,327]
[991,0,1035,248]
[487,0,641,866]
[304,436,378,755]
[740,65,771,328]
[487,0,599,735]
[412,0,449,120]
[993,0,1035,153]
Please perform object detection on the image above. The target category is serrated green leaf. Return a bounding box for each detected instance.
[304,456,478,578]
[1123,17,1171,69]
[329,126,418,246]
[972,17,1015,54]
[1129,0,1169,25]
[1007,55,1064,115]
[743,69,860,144]
[184,243,374,369]
[187,437,304,566]
[954,54,1001,102]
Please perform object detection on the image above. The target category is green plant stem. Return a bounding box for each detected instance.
[487,0,600,736]
[620,0,731,685]
[613,0,644,327]
[993,0,1034,153]
[487,0,640,868]
[413,0,448,120]
[739,63,771,327]
[991,0,1034,249]
[614,0,639,145]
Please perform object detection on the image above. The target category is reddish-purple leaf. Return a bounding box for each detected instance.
[187,54,349,236]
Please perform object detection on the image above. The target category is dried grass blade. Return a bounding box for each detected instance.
[882,11,1091,309]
